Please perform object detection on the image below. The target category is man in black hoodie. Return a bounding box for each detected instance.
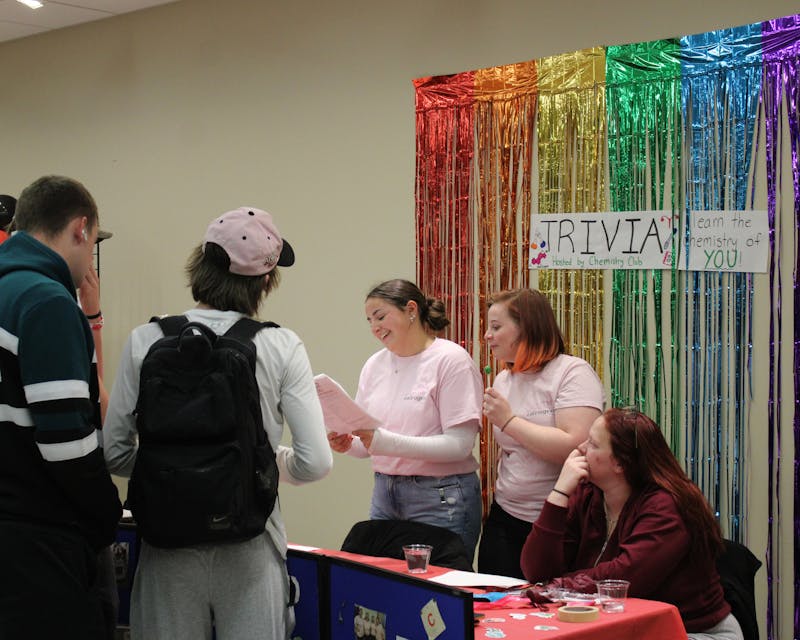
[0,175,122,639]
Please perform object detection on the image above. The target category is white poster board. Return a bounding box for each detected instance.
[682,210,768,272]
[529,211,673,270]
[528,210,768,272]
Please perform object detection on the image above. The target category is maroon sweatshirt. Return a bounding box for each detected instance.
[521,482,730,633]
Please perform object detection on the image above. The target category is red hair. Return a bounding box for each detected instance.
[488,289,565,373]
[603,407,723,558]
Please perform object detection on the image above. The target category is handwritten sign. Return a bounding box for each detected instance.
[682,210,768,272]
[529,211,674,270]
[528,210,768,272]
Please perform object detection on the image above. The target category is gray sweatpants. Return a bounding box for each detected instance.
[130,532,292,640]
[687,613,744,640]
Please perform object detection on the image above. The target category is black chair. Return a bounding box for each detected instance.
[715,538,762,640]
[341,519,474,571]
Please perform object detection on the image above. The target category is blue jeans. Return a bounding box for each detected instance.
[370,471,482,559]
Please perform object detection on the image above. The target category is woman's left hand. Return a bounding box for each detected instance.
[483,387,513,428]
[352,429,376,450]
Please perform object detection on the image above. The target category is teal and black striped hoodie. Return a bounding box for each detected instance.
[0,231,121,550]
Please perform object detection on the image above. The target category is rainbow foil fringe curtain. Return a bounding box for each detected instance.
[414,13,800,640]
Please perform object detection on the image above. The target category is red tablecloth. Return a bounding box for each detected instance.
[473,597,687,640]
[293,547,688,640]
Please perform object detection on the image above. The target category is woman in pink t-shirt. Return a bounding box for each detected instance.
[478,288,604,578]
[328,279,484,557]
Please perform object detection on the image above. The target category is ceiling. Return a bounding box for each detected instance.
[0,0,178,44]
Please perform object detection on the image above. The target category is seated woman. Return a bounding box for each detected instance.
[521,407,743,640]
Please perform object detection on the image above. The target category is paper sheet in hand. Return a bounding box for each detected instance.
[428,570,528,589]
[314,374,380,434]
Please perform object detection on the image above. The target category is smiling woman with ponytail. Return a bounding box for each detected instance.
[327,278,484,558]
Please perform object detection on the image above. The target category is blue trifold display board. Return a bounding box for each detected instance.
[287,549,474,640]
[114,522,140,627]
[286,550,325,640]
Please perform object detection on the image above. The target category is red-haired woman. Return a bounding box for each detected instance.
[478,288,604,577]
[521,408,742,639]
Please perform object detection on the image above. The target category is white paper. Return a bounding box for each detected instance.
[314,373,381,434]
[421,598,446,640]
[428,570,528,589]
[287,543,320,552]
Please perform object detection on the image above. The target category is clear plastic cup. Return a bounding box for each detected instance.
[596,579,630,613]
[402,544,433,573]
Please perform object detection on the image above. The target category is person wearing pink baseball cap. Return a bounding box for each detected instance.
[104,206,331,640]
[203,206,295,277]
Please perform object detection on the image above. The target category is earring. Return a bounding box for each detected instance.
[410,315,416,322]
[82,229,88,240]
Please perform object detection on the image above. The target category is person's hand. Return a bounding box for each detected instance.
[352,429,376,450]
[555,448,589,495]
[327,431,353,453]
[482,387,513,428]
[524,585,554,609]
[78,264,101,316]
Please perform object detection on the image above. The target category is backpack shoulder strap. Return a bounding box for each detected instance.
[224,318,280,343]
[150,314,190,337]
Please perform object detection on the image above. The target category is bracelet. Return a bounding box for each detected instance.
[551,488,571,499]
[85,310,102,320]
[90,316,104,330]
[500,414,516,431]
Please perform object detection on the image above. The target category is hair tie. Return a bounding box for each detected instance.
[501,415,516,431]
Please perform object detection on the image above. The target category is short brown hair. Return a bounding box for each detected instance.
[186,243,280,316]
[14,176,98,238]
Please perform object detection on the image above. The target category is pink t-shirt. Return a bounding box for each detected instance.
[356,338,482,477]
[492,354,604,522]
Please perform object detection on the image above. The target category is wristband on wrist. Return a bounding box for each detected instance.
[85,310,102,320]
[90,316,104,330]
[551,487,571,499]
[500,414,516,432]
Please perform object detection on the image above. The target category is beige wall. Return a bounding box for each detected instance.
[1,0,793,636]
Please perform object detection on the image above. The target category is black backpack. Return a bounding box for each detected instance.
[128,315,279,548]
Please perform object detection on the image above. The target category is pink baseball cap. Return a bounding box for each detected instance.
[203,207,295,276]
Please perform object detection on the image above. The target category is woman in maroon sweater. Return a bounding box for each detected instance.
[521,408,743,639]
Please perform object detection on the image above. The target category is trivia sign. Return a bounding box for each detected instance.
[528,211,673,270]
[528,210,768,272]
